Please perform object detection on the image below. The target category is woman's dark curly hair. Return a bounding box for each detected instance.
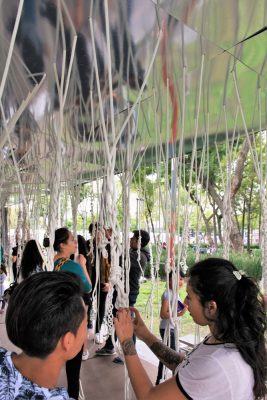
[189,258,266,399]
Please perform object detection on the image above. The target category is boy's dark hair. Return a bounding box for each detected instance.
[43,237,50,248]
[0,264,7,275]
[6,271,85,359]
[77,234,89,257]
[169,269,185,279]
[132,230,150,248]
[88,222,98,235]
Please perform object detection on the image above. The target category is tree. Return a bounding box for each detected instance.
[182,135,257,252]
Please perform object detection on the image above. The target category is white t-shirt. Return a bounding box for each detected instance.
[159,289,182,330]
[0,273,6,297]
[175,338,254,400]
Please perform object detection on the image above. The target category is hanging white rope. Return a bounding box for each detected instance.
[0,0,24,103]
[232,71,267,291]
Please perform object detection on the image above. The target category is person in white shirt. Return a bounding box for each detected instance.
[156,270,187,385]
[114,258,266,400]
[0,264,7,313]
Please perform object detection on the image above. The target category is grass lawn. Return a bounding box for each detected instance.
[135,279,209,340]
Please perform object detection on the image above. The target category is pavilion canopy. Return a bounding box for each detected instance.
[0,0,266,196]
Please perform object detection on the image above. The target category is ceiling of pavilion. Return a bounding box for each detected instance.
[0,0,266,197]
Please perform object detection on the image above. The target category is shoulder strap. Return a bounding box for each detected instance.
[54,257,69,272]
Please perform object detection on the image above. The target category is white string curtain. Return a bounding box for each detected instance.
[0,1,266,398]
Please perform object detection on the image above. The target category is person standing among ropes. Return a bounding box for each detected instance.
[156,270,187,385]
[114,258,266,400]
[19,239,44,281]
[96,229,150,357]
[87,223,112,344]
[74,234,92,361]
[53,227,91,400]
[0,264,7,314]
[128,230,151,308]
[11,243,18,281]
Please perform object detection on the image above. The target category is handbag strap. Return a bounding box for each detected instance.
[54,257,69,272]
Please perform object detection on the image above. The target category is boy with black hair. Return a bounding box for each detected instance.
[128,229,150,307]
[0,271,87,399]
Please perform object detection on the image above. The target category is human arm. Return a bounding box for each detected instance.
[77,254,92,286]
[73,0,84,31]
[12,247,17,264]
[161,298,188,319]
[160,297,170,319]
[114,309,186,400]
[61,261,92,293]
[101,282,111,292]
[132,307,184,371]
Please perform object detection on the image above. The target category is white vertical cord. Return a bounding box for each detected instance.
[0,0,24,102]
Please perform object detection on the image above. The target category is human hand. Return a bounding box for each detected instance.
[101,283,111,292]
[130,307,151,342]
[114,308,134,343]
[177,304,188,317]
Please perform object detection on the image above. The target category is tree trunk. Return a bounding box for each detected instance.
[216,213,223,244]
[210,197,218,248]
[229,136,252,251]
[241,198,246,240]
[229,219,244,252]
[203,179,243,251]
[202,136,252,252]
[185,185,214,247]
[247,181,254,252]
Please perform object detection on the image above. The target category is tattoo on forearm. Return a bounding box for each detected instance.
[122,339,137,356]
[150,341,183,371]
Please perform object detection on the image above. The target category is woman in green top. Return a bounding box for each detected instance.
[54,227,91,400]
[54,228,91,293]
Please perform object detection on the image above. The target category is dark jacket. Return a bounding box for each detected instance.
[129,247,150,305]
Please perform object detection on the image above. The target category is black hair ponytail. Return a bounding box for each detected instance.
[233,276,266,399]
[189,258,267,399]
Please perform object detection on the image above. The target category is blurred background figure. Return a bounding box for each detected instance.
[156,270,187,385]
[87,223,112,345]
[53,227,91,400]
[20,239,44,281]
[0,264,7,314]
[73,234,92,361]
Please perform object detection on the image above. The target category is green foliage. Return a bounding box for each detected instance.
[145,244,263,282]
[186,248,262,280]
[145,245,169,279]
[79,183,94,203]
[136,279,209,338]
[140,244,261,294]
[228,252,262,281]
